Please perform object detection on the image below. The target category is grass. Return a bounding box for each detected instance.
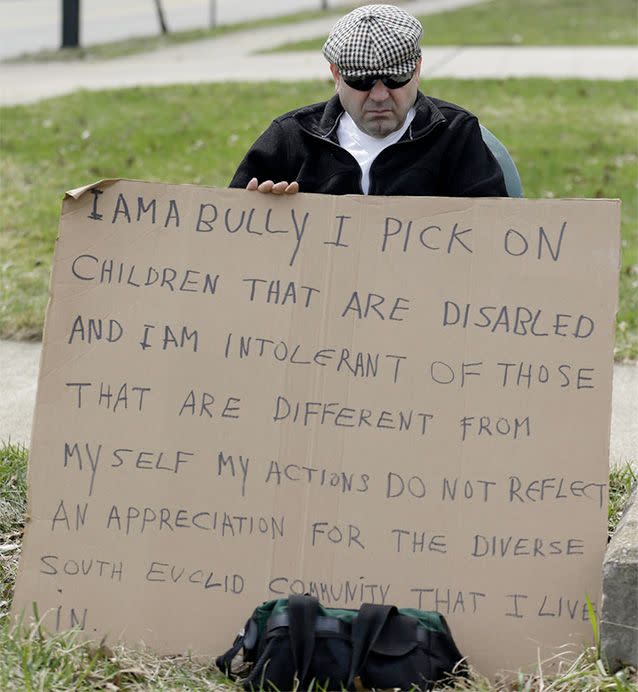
[1,441,636,689]
[0,443,26,615]
[1,78,637,358]
[0,620,233,690]
[3,5,351,64]
[608,463,637,533]
[268,0,638,52]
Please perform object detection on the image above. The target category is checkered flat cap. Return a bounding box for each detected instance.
[322,4,422,77]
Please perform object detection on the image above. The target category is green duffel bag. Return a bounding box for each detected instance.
[216,594,465,691]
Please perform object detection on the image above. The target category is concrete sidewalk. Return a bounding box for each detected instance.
[2,0,638,105]
[4,45,637,106]
[1,339,635,467]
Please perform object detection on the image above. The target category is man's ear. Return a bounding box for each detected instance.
[415,57,422,81]
[329,63,340,89]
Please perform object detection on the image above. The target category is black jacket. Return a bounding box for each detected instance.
[230,92,507,197]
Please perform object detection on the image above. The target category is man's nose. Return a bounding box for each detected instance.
[368,79,390,100]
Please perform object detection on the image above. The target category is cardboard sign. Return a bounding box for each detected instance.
[13,180,620,678]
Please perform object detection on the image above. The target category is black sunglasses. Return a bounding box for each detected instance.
[342,71,414,92]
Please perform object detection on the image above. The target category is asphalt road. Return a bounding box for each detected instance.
[0,0,354,59]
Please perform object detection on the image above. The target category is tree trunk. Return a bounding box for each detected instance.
[153,0,169,34]
[61,0,81,48]
[209,0,217,28]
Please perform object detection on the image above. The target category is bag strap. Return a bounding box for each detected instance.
[215,631,245,675]
[287,594,319,687]
[242,637,276,691]
[267,613,348,636]
[347,603,397,688]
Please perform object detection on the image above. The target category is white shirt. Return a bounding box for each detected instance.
[336,108,416,194]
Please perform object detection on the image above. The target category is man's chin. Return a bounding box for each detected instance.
[363,115,398,137]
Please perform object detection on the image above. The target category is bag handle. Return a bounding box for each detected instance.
[287,594,319,687]
[347,603,397,688]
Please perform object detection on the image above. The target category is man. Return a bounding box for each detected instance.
[230,4,507,197]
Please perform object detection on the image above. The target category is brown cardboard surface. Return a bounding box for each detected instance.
[12,181,620,678]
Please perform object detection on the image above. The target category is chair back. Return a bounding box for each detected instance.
[480,124,524,197]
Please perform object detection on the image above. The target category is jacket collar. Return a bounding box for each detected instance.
[294,91,446,142]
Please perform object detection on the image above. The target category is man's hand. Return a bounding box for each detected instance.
[246,178,299,194]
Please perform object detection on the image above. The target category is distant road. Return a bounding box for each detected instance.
[0,0,353,59]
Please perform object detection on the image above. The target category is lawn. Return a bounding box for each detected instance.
[0,442,635,690]
[269,0,638,52]
[1,79,636,358]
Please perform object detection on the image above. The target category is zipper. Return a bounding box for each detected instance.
[300,110,446,196]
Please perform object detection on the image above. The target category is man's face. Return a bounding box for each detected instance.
[330,60,421,138]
